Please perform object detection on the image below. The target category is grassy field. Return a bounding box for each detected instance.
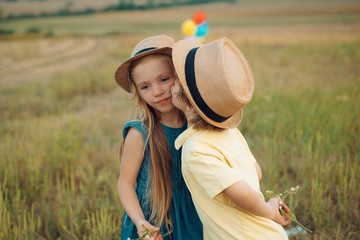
[0,1,360,239]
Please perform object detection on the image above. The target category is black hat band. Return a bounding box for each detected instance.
[184,47,230,123]
[134,47,157,56]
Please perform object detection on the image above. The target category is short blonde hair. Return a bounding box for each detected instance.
[176,82,224,132]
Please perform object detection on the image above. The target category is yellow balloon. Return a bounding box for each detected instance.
[197,37,205,43]
[181,19,197,37]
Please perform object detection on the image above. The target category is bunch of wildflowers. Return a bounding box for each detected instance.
[265,185,312,233]
[127,221,157,240]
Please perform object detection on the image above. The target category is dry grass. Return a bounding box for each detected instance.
[0,1,359,239]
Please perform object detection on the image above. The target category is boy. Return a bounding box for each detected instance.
[171,38,291,239]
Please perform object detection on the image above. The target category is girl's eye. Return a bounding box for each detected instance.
[161,77,169,82]
[140,85,149,90]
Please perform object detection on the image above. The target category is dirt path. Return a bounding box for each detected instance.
[0,37,99,88]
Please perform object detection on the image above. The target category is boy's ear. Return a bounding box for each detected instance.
[187,104,196,113]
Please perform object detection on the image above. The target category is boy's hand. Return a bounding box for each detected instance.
[267,198,291,226]
[279,202,291,225]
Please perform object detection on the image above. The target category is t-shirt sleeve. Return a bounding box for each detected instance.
[184,142,243,199]
[236,128,257,163]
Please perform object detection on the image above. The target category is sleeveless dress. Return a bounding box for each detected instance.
[120,121,203,240]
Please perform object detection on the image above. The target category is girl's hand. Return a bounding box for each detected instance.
[267,198,291,226]
[136,220,162,240]
[149,232,162,240]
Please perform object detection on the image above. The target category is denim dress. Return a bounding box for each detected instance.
[120,121,203,240]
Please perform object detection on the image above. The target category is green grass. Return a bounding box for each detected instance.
[240,41,360,239]
[0,1,360,239]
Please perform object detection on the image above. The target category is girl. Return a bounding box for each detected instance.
[114,35,203,240]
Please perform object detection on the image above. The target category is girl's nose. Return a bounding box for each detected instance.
[154,85,165,96]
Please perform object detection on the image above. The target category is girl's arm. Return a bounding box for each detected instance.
[118,127,161,238]
[223,180,291,226]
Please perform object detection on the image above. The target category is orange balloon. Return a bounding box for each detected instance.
[193,11,207,25]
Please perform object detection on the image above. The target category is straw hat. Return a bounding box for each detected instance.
[115,35,175,92]
[172,38,254,129]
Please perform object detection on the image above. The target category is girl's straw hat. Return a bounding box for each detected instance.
[172,38,254,129]
[115,35,175,92]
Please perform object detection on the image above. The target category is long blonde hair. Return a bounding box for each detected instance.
[120,54,174,233]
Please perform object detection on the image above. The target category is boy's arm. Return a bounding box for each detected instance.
[223,180,290,226]
[255,162,262,181]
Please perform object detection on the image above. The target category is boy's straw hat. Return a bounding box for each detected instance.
[172,38,254,129]
[115,35,175,92]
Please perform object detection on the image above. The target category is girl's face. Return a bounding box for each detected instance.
[131,55,177,115]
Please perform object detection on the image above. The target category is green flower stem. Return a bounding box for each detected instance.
[280,209,313,233]
[265,186,312,234]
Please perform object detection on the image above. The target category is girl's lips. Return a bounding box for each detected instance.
[157,97,171,104]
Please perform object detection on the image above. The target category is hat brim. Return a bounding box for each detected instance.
[172,40,243,129]
[115,47,172,92]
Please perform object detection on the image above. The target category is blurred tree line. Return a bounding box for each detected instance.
[105,0,236,11]
[2,0,235,19]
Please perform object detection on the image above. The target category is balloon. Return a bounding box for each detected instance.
[185,36,197,42]
[195,21,209,38]
[196,37,205,43]
[181,19,197,37]
[193,11,207,25]
[181,11,209,43]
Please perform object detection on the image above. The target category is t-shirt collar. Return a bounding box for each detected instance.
[175,126,197,150]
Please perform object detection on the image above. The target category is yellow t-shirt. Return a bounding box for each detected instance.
[175,127,288,240]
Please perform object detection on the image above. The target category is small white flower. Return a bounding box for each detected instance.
[145,235,150,239]
[138,220,144,226]
[127,238,131,240]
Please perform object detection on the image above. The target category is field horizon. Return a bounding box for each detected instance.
[0,1,359,239]
[1,0,358,18]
